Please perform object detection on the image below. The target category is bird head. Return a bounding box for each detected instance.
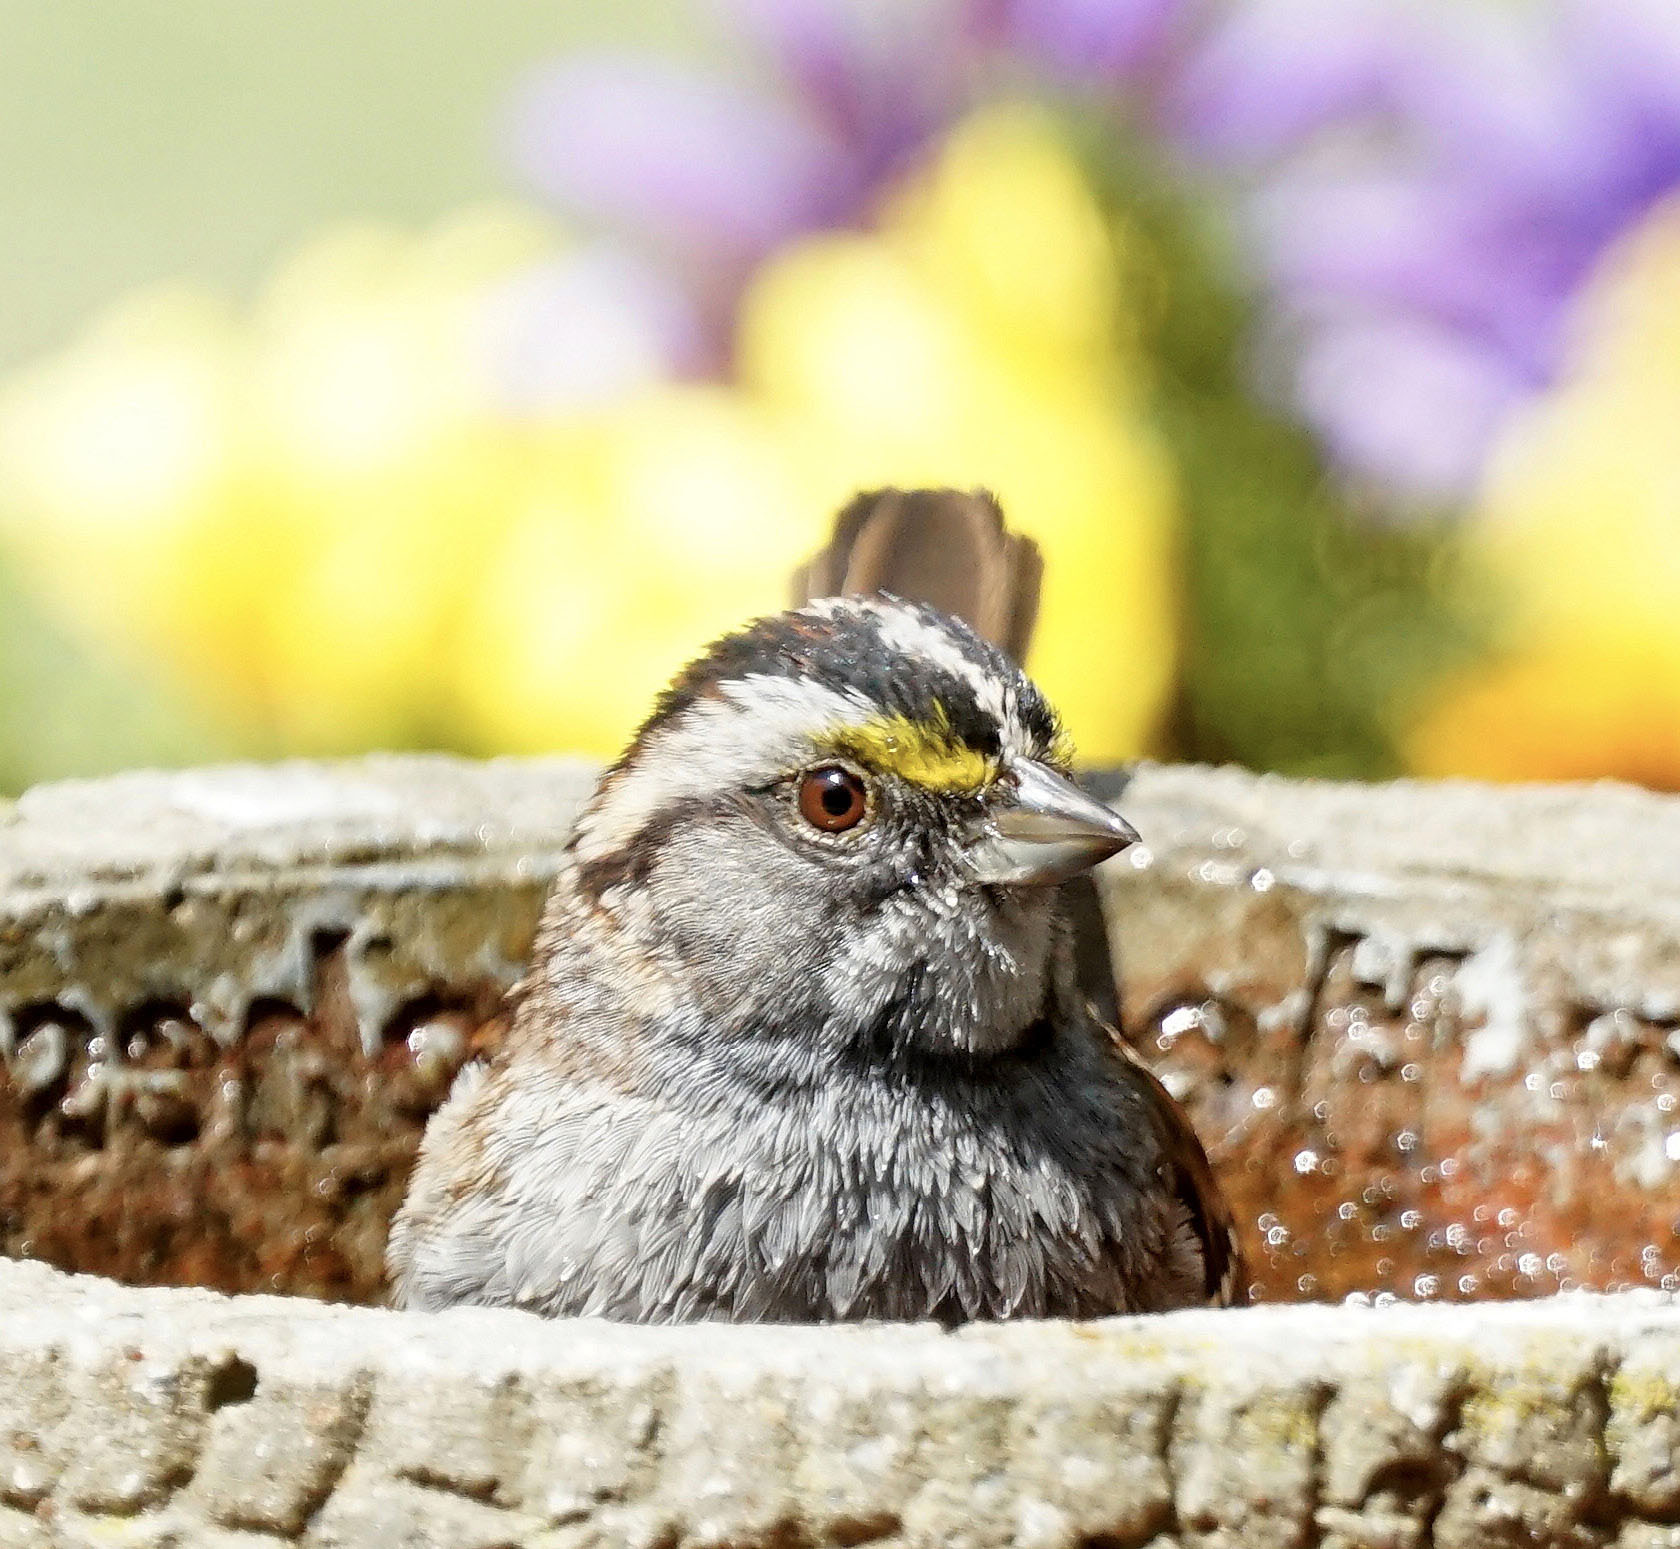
[567,595,1137,1062]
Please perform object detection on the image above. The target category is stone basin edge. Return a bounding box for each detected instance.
[2,755,1678,1545]
[3,1256,1679,1547]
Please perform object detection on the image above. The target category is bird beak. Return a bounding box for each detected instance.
[965,757,1140,887]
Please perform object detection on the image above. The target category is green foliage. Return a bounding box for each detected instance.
[0,557,226,793]
[1079,128,1480,779]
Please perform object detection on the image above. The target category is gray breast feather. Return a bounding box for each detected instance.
[391,1060,1199,1323]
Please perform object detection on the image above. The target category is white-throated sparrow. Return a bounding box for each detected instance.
[388,576,1243,1321]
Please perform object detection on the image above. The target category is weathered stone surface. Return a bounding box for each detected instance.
[5,756,1680,1541]
[55,1352,215,1514]
[1619,1527,1680,1549]
[1607,1340,1680,1518]
[6,752,1680,1303]
[1099,764,1680,1302]
[0,1509,44,1549]
[1173,1376,1325,1549]
[0,1259,1677,1547]
[5,755,1680,1307]
[0,756,592,1300]
[0,1348,67,1511]
[188,1367,370,1534]
[1317,1363,1460,1549]
[366,1369,522,1507]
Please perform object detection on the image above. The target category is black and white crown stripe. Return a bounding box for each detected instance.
[574,597,1064,872]
[573,676,871,869]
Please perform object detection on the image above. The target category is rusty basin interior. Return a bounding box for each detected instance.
[0,754,1676,1311]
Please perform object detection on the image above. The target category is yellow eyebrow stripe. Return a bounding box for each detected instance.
[821,711,997,794]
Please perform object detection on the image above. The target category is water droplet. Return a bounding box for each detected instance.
[1158,1005,1201,1043]
[407,1020,464,1066]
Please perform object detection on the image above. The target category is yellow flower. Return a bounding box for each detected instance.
[0,205,570,749]
[453,391,811,756]
[737,104,1177,763]
[0,107,1178,768]
[454,104,1178,763]
[0,288,242,676]
[1406,194,1680,788]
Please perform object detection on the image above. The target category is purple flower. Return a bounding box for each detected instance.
[715,0,976,180]
[505,26,972,359]
[984,0,1187,86]
[1172,0,1680,504]
[506,0,1196,360]
[1284,313,1531,506]
[1171,0,1415,160]
[479,241,707,414]
[507,53,858,289]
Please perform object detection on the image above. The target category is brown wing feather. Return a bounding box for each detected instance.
[1104,1020,1249,1307]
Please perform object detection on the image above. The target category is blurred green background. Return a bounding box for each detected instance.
[0,0,687,786]
[3,0,1678,795]
[0,2,692,373]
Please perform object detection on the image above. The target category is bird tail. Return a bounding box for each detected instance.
[791,486,1042,664]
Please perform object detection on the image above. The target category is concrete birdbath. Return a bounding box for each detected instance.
[1,756,1676,1547]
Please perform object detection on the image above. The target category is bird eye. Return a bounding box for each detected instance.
[797,765,869,833]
